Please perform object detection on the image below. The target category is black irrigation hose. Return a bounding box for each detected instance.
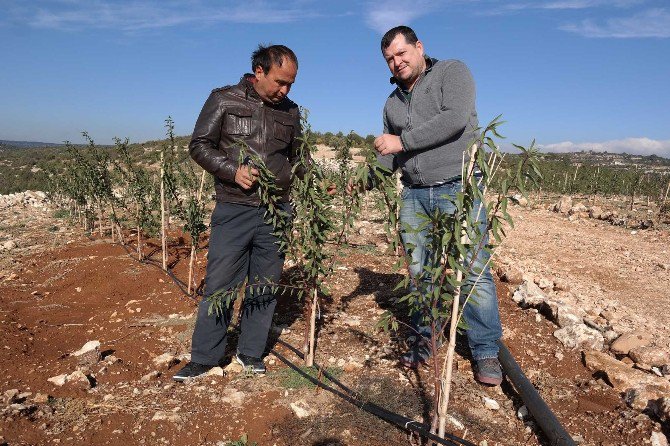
[270,339,477,446]
[92,238,572,446]
[497,340,576,446]
[116,241,198,300]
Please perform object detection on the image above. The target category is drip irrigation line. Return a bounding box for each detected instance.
[497,340,575,446]
[116,242,198,301]
[270,339,476,446]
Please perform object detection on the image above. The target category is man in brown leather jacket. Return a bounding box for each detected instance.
[174,44,303,381]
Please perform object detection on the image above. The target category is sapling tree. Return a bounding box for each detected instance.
[207,113,367,367]
[112,137,160,260]
[375,116,540,440]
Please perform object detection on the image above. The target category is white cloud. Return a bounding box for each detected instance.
[5,0,316,31]
[482,0,644,17]
[364,0,444,34]
[560,8,670,38]
[541,0,643,9]
[541,137,670,157]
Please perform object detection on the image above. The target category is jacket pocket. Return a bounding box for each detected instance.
[225,108,253,136]
[273,114,294,144]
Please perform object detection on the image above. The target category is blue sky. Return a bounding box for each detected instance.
[1,0,669,156]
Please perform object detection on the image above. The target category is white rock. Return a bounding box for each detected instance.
[224,362,243,374]
[221,389,245,408]
[554,324,604,351]
[517,405,529,420]
[446,415,464,430]
[512,281,547,307]
[151,411,182,422]
[610,330,652,355]
[290,401,312,418]
[72,340,100,357]
[141,371,161,382]
[554,196,572,214]
[482,397,500,410]
[2,241,17,251]
[651,431,669,446]
[207,367,224,377]
[67,370,92,389]
[152,353,179,368]
[342,316,361,327]
[47,374,68,386]
[555,306,583,328]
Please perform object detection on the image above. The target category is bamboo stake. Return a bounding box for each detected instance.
[109,205,115,243]
[136,203,142,261]
[97,200,103,237]
[160,151,167,271]
[437,142,478,439]
[305,288,318,367]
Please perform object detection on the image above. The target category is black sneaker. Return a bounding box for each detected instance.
[172,362,212,382]
[474,357,503,386]
[236,353,266,374]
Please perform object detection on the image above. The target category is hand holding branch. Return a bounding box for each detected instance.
[235,165,259,190]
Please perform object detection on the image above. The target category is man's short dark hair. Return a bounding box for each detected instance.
[381,26,419,51]
[251,44,298,74]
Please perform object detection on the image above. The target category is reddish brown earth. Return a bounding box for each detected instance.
[0,194,668,446]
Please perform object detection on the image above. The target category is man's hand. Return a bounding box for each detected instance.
[325,183,337,196]
[374,134,404,156]
[235,165,259,190]
[345,179,367,195]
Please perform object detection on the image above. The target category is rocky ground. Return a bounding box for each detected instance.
[0,189,669,446]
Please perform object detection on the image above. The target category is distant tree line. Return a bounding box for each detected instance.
[496,155,670,209]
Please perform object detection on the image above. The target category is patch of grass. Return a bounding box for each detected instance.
[224,434,257,446]
[351,243,378,254]
[270,365,343,389]
[53,209,70,219]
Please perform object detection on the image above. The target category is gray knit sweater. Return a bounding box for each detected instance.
[378,57,479,186]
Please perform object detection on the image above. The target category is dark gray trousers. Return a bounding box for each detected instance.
[191,202,286,365]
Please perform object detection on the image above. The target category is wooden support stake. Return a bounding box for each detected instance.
[305,288,318,367]
[160,150,167,271]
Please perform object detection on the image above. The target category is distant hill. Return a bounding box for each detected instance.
[0,140,65,149]
[540,150,670,171]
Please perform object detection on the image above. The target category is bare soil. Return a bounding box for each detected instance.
[0,193,668,446]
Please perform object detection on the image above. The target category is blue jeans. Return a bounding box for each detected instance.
[399,181,502,361]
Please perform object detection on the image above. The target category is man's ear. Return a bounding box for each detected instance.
[254,65,264,79]
[416,40,425,56]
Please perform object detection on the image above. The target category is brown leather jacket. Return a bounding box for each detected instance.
[189,74,304,205]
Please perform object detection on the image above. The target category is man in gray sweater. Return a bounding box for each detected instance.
[374,25,503,386]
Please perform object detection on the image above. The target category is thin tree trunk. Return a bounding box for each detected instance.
[663,179,670,205]
[116,223,125,245]
[188,170,207,295]
[437,143,478,439]
[305,288,318,367]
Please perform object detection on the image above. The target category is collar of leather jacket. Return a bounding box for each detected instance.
[238,74,262,101]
